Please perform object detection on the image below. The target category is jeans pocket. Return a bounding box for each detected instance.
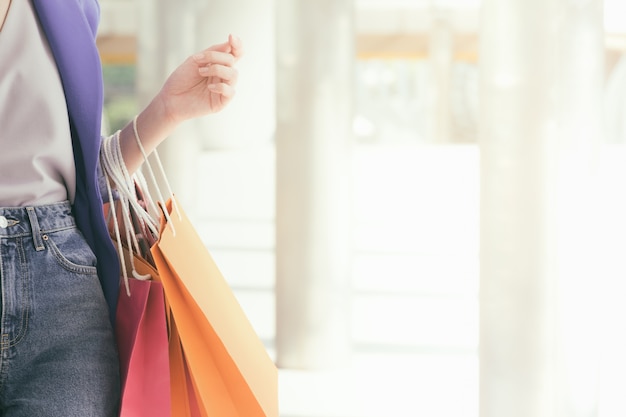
[43,228,98,275]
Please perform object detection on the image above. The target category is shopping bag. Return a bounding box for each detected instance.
[101,129,172,416]
[115,247,171,417]
[151,196,279,417]
[168,315,205,417]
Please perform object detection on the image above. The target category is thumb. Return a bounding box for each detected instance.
[205,40,232,54]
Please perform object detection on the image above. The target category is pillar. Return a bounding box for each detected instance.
[479,0,604,416]
[192,0,275,150]
[429,13,453,144]
[275,0,354,369]
[136,0,199,212]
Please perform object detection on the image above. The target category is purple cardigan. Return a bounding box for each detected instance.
[31,0,120,324]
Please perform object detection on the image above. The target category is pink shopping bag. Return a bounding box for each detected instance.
[116,275,171,417]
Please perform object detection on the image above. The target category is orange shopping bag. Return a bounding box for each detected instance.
[151,196,278,417]
[168,316,205,417]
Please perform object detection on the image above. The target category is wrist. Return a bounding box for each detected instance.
[118,97,179,174]
[150,91,181,133]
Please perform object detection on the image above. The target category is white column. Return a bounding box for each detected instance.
[192,0,276,150]
[275,0,354,369]
[136,0,199,211]
[553,3,604,416]
[479,1,604,416]
[429,14,453,144]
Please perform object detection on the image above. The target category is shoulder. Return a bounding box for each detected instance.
[32,0,100,38]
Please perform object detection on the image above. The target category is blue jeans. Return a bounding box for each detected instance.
[0,202,119,416]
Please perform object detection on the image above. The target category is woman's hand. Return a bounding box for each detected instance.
[117,34,243,174]
[157,34,243,125]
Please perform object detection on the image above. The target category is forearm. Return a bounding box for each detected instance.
[118,95,179,174]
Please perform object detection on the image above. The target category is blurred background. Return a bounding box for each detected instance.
[97,0,626,416]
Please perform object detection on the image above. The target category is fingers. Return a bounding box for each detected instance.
[191,35,242,104]
[207,82,236,99]
[193,50,235,66]
[198,64,238,84]
[194,34,243,63]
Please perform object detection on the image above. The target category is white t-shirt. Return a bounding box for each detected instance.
[0,0,76,206]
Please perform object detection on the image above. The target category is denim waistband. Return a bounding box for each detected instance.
[0,201,75,239]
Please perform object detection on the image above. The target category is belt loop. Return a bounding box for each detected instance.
[26,207,45,252]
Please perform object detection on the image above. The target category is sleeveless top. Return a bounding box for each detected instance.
[0,0,76,206]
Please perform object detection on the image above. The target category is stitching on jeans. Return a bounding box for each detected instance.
[0,225,76,240]
[38,225,76,234]
[45,235,98,276]
[0,236,5,361]
[5,236,29,348]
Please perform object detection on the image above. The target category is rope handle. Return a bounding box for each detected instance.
[100,116,182,295]
[101,131,151,297]
[132,116,181,235]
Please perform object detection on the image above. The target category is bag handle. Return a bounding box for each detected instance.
[101,116,183,295]
[101,131,152,296]
[132,116,182,234]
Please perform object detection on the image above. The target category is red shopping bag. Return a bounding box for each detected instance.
[115,268,170,416]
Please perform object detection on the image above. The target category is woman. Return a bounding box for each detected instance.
[0,0,242,415]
